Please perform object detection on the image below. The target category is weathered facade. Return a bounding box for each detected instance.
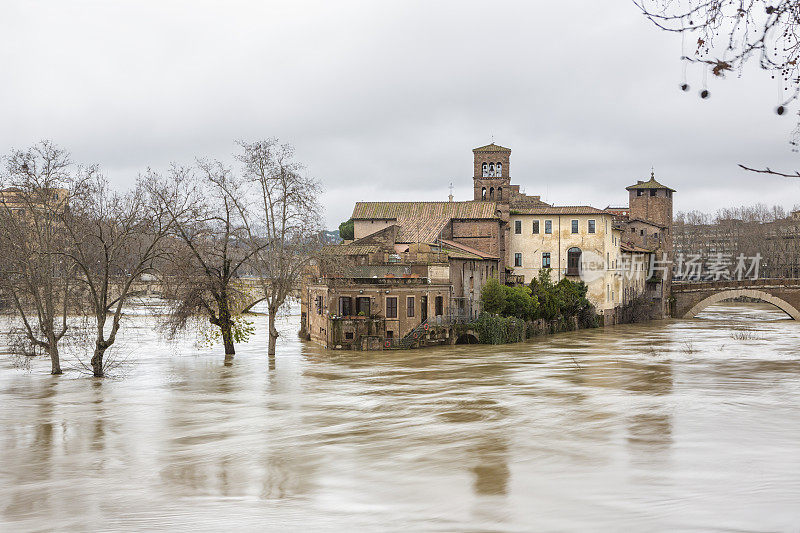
[300,143,675,349]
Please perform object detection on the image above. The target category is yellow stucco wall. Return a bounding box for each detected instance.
[507,213,623,311]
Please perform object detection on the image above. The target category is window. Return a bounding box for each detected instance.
[567,247,581,276]
[631,227,635,233]
[571,219,578,234]
[497,187,502,200]
[386,297,398,319]
[514,220,522,234]
[640,229,645,236]
[489,187,494,200]
[386,330,394,339]
[588,220,595,233]
[532,220,539,234]
[315,295,323,315]
[482,163,488,177]
[338,296,352,316]
[435,296,444,316]
[496,162,502,176]
[514,253,523,267]
[545,220,552,234]
[653,232,659,240]
[542,252,551,268]
[356,296,370,316]
[637,190,643,196]
[650,189,656,197]
[407,296,415,317]
[488,163,495,177]
[345,332,354,340]
[481,187,486,200]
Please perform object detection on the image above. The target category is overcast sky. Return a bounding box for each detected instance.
[2,1,799,228]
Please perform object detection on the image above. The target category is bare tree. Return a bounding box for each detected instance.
[0,141,81,375]
[634,0,800,175]
[61,172,173,377]
[238,140,323,356]
[155,162,264,360]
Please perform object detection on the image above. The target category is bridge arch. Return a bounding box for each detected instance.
[455,333,479,345]
[684,289,800,320]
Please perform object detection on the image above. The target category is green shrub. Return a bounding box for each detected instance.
[475,313,526,344]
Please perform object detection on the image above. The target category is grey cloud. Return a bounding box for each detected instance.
[2,0,798,227]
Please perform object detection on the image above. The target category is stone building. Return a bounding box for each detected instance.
[301,142,674,349]
[506,207,626,312]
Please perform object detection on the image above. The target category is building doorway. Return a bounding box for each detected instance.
[420,296,428,322]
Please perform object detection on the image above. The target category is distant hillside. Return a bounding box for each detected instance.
[321,229,340,243]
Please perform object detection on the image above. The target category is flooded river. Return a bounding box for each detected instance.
[1,302,799,531]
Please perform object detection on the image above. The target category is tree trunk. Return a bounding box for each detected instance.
[221,320,235,357]
[268,307,279,356]
[48,344,62,375]
[91,348,105,378]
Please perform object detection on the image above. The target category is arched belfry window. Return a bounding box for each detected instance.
[496,162,502,176]
[481,187,486,200]
[567,247,582,276]
[497,187,502,200]
[489,187,495,200]
[482,163,488,177]
[488,163,495,177]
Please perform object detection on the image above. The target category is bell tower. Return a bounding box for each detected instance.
[473,143,511,203]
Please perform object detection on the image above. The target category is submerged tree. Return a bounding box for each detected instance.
[238,140,323,356]
[634,0,800,175]
[0,142,81,374]
[62,172,173,377]
[155,162,263,360]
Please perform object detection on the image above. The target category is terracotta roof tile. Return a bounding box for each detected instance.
[510,205,608,215]
[439,238,499,260]
[352,201,499,243]
[320,244,382,256]
[472,143,511,153]
[626,174,676,192]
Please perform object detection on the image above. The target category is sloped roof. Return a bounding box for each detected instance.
[627,217,667,228]
[621,242,653,254]
[320,244,382,256]
[441,247,484,260]
[510,205,608,215]
[439,238,499,260]
[626,174,676,192]
[472,143,511,153]
[352,201,499,243]
[509,190,552,208]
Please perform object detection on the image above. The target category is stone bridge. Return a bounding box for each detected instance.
[671,279,800,320]
[124,277,299,312]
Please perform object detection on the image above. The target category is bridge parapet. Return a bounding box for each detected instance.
[673,278,800,291]
[671,278,800,320]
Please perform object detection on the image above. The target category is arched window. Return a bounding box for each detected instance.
[488,163,495,177]
[481,187,486,200]
[496,162,502,176]
[482,163,488,177]
[497,187,502,200]
[567,247,582,276]
[489,187,495,200]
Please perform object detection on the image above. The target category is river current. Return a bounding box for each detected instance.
[1,302,799,532]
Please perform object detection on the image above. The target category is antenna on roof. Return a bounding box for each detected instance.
[448,182,454,202]
[490,133,494,143]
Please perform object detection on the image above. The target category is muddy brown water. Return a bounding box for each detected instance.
[1,302,799,531]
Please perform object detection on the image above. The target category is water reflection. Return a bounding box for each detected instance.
[0,302,799,531]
